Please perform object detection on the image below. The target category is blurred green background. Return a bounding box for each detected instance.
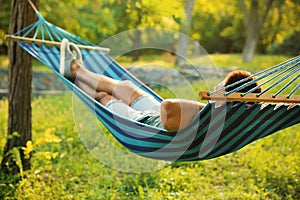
[1,1,300,199]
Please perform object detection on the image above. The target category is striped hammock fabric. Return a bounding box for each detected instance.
[9,13,300,162]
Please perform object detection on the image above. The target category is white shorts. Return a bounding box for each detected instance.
[106,95,161,121]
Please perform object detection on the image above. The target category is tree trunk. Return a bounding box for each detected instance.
[131,29,142,61]
[175,0,194,67]
[241,0,274,62]
[242,19,259,62]
[1,0,37,174]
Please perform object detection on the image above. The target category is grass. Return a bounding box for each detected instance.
[116,53,292,71]
[0,94,299,199]
[0,53,293,72]
[0,55,51,72]
[204,54,292,71]
[0,54,299,199]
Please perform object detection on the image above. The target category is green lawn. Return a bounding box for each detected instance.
[0,54,299,199]
[0,55,51,72]
[1,53,292,71]
[113,53,293,72]
[202,54,292,71]
[0,94,299,199]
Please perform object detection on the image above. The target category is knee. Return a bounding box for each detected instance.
[161,100,174,112]
[119,80,144,105]
[119,80,138,94]
[119,80,135,89]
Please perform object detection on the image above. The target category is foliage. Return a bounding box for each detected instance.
[0,0,10,54]
[0,0,11,38]
[191,0,243,53]
[38,0,181,45]
[191,0,300,55]
[258,0,300,54]
[268,30,300,56]
[1,0,299,58]
[0,55,9,67]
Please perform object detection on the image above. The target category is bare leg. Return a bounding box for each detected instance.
[96,92,115,106]
[71,60,144,105]
[75,80,115,106]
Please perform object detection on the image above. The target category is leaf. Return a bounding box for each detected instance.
[22,140,33,159]
[138,185,145,199]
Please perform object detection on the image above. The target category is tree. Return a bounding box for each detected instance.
[38,0,116,44]
[110,0,181,61]
[241,0,274,62]
[1,0,37,174]
[175,0,194,67]
[261,0,300,54]
[191,0,242,54]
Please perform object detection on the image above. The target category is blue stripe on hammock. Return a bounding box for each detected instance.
[180,106,299,161]
[212,105,276,153]
[165,104,276,160]
[207,105,279,158]
[238,106,299,145]
[193,104,251,158]
[204,104,266,157]
[232,105,287,151]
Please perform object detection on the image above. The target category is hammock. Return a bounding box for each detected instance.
[5,10,300,162]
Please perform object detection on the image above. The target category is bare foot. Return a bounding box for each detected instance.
[70,60,82,77]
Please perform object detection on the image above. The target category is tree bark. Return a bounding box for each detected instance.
[1,0,37,174]
[175,0,194,67]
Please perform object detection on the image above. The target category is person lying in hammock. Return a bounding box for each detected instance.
[60,39,261,131]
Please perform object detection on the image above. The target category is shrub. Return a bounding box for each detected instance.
[268,30,300,56]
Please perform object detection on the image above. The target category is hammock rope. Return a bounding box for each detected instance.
[207,55,300,102]
[259,65,299,97]
[4,7,300,162]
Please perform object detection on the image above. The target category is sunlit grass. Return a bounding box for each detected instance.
[0,55,51,72]
[0,94,299,199]
[116,52,176,68]
[116,53,293,71]
[0,53,293,72]
[207,53,292,71]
